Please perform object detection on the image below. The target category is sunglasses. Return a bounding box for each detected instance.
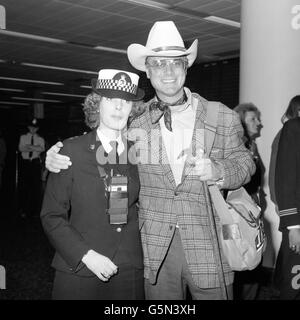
[146,57,187,70]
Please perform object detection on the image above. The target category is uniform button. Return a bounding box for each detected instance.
[174,191,179,196]
[116,227,122,232]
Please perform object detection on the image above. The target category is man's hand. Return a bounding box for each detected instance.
[187,150,223,181]
[289,228,300,254]
[45,141,72,173]
[82,249,118,282]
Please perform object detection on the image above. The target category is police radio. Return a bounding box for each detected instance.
[107,172,128,225]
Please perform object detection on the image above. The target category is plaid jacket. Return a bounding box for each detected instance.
[130,88,255,288]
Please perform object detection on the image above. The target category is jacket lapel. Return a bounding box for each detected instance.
[161,134,177,189]
[84,129,104,177]
[147,107,176,189]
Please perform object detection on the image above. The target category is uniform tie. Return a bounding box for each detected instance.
[29,134,34,159]
[108,141,119,164]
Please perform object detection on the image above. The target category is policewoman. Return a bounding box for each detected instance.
[41,69,145,300]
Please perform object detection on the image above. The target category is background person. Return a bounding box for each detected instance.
[270,96,300,207]
[233,102,265,300]
[280,95,300,124]
[274,103,300,300]
[234,103,264,206]
[18,119,45,218]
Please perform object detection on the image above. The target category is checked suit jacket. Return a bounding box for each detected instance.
[129,88,256,288]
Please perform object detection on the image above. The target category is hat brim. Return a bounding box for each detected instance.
[127,39,198,72]
[91,79,144,101]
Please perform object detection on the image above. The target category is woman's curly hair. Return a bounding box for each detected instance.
[82,92,146,129]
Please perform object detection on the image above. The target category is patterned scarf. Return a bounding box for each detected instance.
[149,92,188,132]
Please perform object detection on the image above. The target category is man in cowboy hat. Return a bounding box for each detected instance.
[45,21,255,300]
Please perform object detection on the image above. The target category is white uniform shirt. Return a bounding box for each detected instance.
[19,133,45,160]
[96,129,125,155]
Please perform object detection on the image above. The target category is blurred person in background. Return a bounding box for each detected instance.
[274,95,300,300]
[280,95,300,124]
[233,102,265,300]
[270,96,300,208]
[18,119,45,218]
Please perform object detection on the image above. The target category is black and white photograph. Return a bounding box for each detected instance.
[0,0,300,303]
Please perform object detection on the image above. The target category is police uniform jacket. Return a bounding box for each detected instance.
[41,129,143,276]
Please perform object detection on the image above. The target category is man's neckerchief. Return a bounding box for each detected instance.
[149,91,188,132]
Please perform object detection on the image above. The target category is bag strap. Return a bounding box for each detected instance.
[204,101,229,300]
[208,185,234,223]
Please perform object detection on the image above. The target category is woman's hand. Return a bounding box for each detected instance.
[82,249,118,282]
[45,141,72,173]
[289,228,300,254]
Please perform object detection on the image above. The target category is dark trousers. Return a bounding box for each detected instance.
[52,264,145,300]
[18,158,42,216]
[274,231,300,300]
[233,263,263,300]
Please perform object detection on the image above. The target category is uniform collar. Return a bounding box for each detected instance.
[96,128,125,155]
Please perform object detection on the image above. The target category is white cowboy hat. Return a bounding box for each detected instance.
[127,21,198,72]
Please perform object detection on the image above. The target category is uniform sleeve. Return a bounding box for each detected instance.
[38,136,45,152]
[40,141,90,272]
[212,107,256,190]
[275,120,300,231]
[18,135,27,152]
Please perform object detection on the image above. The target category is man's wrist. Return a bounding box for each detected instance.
[82,249,93,264]
[213,160,225,182]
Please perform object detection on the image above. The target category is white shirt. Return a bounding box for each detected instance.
[160,89,197,186]
[19,133,45,160]
[96,128,125,155]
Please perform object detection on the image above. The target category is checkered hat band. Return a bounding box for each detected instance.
[97,79,137,94]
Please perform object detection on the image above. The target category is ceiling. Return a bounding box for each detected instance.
[0,0,241,115]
